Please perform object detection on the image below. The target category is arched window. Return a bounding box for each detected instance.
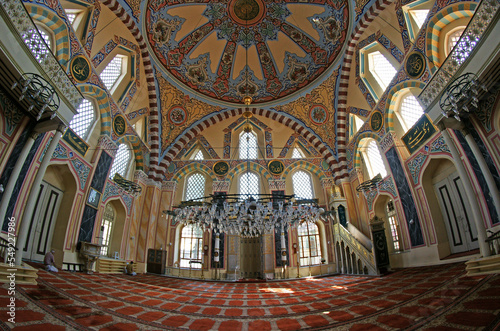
[99,204,115,256]
[292,170,314,199]
[445,27,478,65]
[386,200,401,251]
[363,140,387,178]
[69,98,96,139]
[23,25,53,63]
[180,225,203,268]
[239,131,257,159]
[109,144,131,179]
[185,173,206,201]
[399,94,424,132]
[240,171,259,199]
[298,222,321,266]
[100,55,126,90]
[368,51,397,91]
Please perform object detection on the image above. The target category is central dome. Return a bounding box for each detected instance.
[145,0,350,105]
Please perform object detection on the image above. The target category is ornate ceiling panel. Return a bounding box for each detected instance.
[145,0,350,106]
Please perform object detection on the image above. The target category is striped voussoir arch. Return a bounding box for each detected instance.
[159,107,337,182]
[336,0,395,182]
[115,136,144,171]
[281,160,327,181]
[77,84,111,135]
[385,80,427,131]
[26,4,70,69]
[101,0,161,181]
[353,132,383,170]
[426,2,477,73]
[171,163,216,183]
[226,160,273,183]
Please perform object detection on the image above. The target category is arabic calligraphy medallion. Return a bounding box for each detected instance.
[213,161,229,177]
[113,114,127,136]
[405,51,425,79]
[268,159,285,176]
[71,56,91,83]
[370,111,383,132]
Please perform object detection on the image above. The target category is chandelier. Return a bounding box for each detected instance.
[171,193,325,238]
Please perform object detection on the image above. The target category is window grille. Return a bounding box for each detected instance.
[180,225,203,268]
[239,131,257,159]
[292,171,314,200]
[240,172,259,200]
[185,173,206,201]
[366,140,387,178]
[410,10,429,29]
[368,51,397,91]
[400,94,424,131]
[292,147,304,159]
[194,150,204,160]
[69,98,95,139]
[100,56,123,90]
[109,144,131,178]
[23,26,52,63]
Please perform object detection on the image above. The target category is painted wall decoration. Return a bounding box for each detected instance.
[274,71,339,152]
[386,147,424,247]
[167,106,187,126]
[0,87,24,136]
[402,115,437,154]
[405,51,425,79]
[62,128,89,156]
[309,105,329,125]
[145,0,350,105]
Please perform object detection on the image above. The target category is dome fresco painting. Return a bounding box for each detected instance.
[145,0,350,106]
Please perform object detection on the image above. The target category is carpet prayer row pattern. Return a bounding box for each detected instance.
[1,263,499,330]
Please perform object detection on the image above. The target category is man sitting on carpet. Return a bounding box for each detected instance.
[126,261,136,276]
[44,249,58,272]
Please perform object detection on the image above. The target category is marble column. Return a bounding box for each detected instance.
[15,125,66,265]
[462,127,500,221]
[438,124,490,257]
[0,132,37,227]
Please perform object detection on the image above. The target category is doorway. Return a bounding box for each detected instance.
[240,236,262,279]
[434,172,479,254]
[24,181,63,261]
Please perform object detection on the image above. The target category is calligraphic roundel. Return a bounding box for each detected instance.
[145,0,350,105]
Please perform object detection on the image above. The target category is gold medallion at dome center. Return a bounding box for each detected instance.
[229,0,265,26]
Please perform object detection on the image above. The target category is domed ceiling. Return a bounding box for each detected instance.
[145,0,350,106]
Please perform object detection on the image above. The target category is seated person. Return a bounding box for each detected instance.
[44,249,58,272]
[126,261,136,276]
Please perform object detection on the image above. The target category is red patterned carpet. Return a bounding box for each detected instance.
[1,263,499,330]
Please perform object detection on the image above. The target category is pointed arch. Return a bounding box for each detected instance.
[77,84,112,135]
[385,81,427,132]
[426,2,477,72]
[115,135,144,172]
[226,161,272,184]
[25,4,71,69]
[282,160,327,181]
[353,132,383,170]
[159,107,337,181]
[171,163,216,183]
